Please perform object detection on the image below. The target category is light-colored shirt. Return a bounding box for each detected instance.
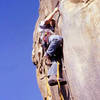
[38,21,54,44]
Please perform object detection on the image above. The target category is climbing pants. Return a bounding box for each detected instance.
[48,61,57,76]
[46,35,63,57]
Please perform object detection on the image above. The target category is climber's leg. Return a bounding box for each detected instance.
[45,37,63,57]
[48,61,57,76]
[48,61,67,86]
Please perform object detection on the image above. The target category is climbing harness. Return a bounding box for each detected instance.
[43,32,51,43]
[57,61,64,100]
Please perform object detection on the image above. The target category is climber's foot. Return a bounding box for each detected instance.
[48,75,67,86]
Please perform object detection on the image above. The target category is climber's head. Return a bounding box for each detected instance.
[45,19,56,32]
[50,19,56,29]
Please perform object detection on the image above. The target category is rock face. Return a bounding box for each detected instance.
[32,0,100,100]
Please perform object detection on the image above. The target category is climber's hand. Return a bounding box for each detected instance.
[43,53,51,65]
[82,0,89,3]
[43,53,49,60]
[54,7,59,13]
[43,54,52,65]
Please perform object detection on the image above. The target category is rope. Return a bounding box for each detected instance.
[45,66,52,100]
[46,77,52,100]
[57,62,64,100]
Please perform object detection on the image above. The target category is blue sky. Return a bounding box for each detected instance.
[0,0,42,100]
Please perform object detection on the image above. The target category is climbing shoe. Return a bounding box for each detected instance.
[48,75,67,86]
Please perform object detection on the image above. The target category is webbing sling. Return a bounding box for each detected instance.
[57,62,64,100]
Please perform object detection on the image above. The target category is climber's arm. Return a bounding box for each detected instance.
[44,7,59,25]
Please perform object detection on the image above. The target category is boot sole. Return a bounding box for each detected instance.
[48,80,67,86]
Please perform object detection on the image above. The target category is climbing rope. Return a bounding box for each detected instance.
[46,77,52,100]
[57,61,64,100]
[38,62,52,100]
[45,66,52,100]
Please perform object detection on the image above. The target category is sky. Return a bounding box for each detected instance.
[0,0,43,100]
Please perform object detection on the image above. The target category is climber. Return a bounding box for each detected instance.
[38,7,66,86]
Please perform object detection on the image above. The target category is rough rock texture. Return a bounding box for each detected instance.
[32,0,100,100]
